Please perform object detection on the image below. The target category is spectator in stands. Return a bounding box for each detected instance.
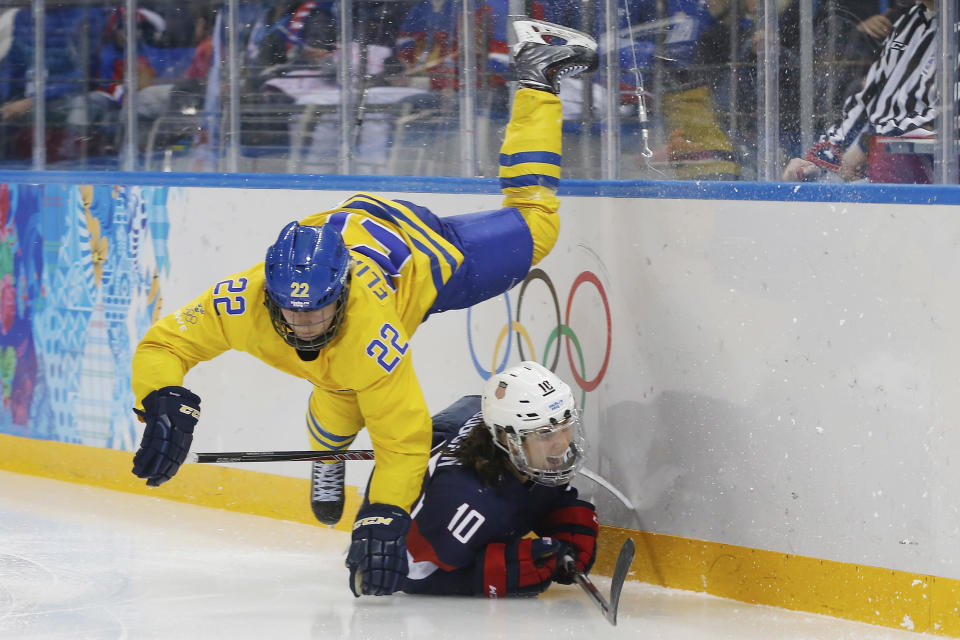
[0,9,17,71]
[242,1,403,90]
[797,0,915,148]
[0,6,107,163]
[392,0,581,176]
[396,0,504,92]
[816,0,914,87]
[681,0,911,179]
[254,3,386,99]
[135,6,218,124]
[70,4,219,158]
[246,3,425,171]
[620,0,741,180]
[92,8,166,105]
[78,7,167,153]
[394,0,535,115]
[782,0,940,182]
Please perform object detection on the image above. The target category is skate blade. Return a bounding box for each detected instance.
[511,19,598,53]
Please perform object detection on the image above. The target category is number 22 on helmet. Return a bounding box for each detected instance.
[263,221,351,353]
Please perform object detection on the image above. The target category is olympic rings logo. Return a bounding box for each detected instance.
[466,268,612,397]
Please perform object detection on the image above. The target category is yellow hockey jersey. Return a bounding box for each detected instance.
[132,89,563,513]
[133,193,466,511]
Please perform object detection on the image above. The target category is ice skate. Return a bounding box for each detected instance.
[310,460,345,525]
[511,19,599,95]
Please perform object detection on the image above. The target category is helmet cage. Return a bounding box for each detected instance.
[263,221,351,352]
[263,274,350,351]
[492,408,586,486]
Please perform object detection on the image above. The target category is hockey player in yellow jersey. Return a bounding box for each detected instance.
[130,20,598,598]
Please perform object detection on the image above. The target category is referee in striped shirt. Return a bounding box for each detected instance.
[784,0,939,182]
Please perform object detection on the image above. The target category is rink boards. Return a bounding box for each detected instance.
[0,172,959,636]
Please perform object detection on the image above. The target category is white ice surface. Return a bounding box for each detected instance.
[0,471,938,640]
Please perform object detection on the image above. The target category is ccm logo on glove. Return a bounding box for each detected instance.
[354,515,396,528]
[179,404,200,419]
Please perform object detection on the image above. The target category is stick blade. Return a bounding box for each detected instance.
[606,538,636,626]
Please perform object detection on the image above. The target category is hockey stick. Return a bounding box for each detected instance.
[579,467,635,511]
[565,537,635,626]
[189,449,374,464]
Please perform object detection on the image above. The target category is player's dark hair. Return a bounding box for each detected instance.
[452,424,513,487]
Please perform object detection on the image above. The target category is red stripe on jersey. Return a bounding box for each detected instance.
[406,519,456,572]
[483,543,507,598]
[541,504,598,533]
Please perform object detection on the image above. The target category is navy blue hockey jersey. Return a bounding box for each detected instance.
[401,409,585,596]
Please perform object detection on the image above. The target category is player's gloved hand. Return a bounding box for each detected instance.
[539,500,599,584]
[132,386,201,487]
[478,536,571,597]
[345,503,411,597]
[803,140,843,173]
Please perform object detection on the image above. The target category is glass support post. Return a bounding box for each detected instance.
[225,0,241,172]
[32,0,46,170]
[459,0,479,177]
[935,0,958,184]
[122,0,138,171]
[507,0,524,106]
[601,0,620,179]
[338,0,354,174]
[756,0,780,180]
[727,1,740,151]
[799,0,814,155]
[580,0,596,178]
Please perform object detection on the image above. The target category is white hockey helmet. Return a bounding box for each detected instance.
[481,361,586,486]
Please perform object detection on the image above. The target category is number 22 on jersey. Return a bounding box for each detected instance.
[213,278,248,316]
[366,323,408,373]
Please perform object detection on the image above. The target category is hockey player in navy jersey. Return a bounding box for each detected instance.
[393,362,599,598]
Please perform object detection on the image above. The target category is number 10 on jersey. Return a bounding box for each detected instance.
[448,503,485,543]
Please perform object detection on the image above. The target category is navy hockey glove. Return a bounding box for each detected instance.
[476,537,571,598]
[132,386,201,487]
[346,503,411,597]
[538,500,599,584]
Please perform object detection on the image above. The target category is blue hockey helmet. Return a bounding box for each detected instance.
[263,221,351,351]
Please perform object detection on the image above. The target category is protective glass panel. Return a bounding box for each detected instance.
[587,0,743,180]
[134,3,221,172]
[233,0,462,176]
[0,2,112,170]
[781,0,950,184]
[3,0,954,180]
[0,2,39,169]
[0,1,223,172]
[562,0,610,180]
[235,0,340,174]
[387,0,488,177]
[383,0,515,178]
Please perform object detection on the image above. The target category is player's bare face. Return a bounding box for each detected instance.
[281,303,338,340]
[522,423,574,470]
